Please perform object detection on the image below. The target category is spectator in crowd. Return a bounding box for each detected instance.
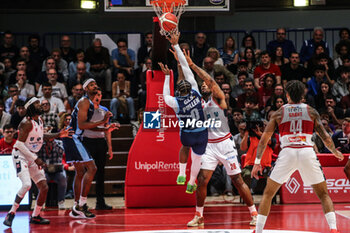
[315,81,332,110]
[300,26,330,64]
[60,35,76,64]
[332,66,350,102]
[0,100,11,135]
[253,51,281,89]
[65,83,83,114]
[85,38,111,94]
[221,82,236,112]
[0,124,16,154]
[8,58,28,85]
[228,108,244,136]
[315,53,336,85]
[42,48,69,81]
[265,84,285,109]
[312,117,333,154]
[243,47,257,76]
[340,82,350,110]
[131,108,144,138]
[39,82,66,117]
[219,36,239,68]
[232,71,248,99]
[10,99,26,129]
[2,57,15,86]
[37,68,68,103]
[334,40,350,69]
[321,94,345,128]
[241,120,275,193]
[37,137,67,210]
[281,52,307,85]
[243,96,261,122]
[237,59,253,79]
[302,83,316,108]
[237,78,259,109]
[305,43,327,71]
[332,117,350,153]
[267,28,296,58]
[192,32,210,67]
[5,84,26,114]
[15,70,35,99]
[0,31,19,62]
[206,47,224,66]
[18,46,41,84]
[36,56,65,91]
[338,27,350,42]
[258,73,276,110]
[110,70,135,122]
[137,32,153,69]
[267,95,287,120]
[214,71,225,87]
[68,49,91,79]
[271,46,289,67]
[68,61,94,91]
[307,65,327,97]
[138,57,152,109]
[27,34,49,64]
[232,120,247,162]
[240,34,261,60]
[40,99,60,133]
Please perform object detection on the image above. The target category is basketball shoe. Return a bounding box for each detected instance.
[186,183,197,194]
[3,212,15,227]
[30,215,50,224]
[250,211,258,226]
[330,230,340,233]
[187,212,204,227]
[176,175,186,185]
[70,204,95,218]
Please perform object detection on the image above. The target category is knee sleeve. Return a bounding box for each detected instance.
[17,174,32,198]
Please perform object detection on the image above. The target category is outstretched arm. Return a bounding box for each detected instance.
[159,62,178,112]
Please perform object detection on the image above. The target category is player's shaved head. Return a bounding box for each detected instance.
[285,80,305,103]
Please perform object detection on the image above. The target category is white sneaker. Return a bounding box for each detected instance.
[187,212,204,227]
[58,201,65,210]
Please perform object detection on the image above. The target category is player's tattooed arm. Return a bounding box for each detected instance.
[309,106,344,160]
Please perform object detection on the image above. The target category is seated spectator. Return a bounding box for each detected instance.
[239,34,261,60]
[41,99,60,133]
[300,26,330,65]
[316,53,336,85]
[340,82,350,110]
[241,120,275,193]
[334,40,350,69]
[280,52,307,85]
[266,95,286,120]
[110,71,135,122]
[253,51,281,89]
[243,47,257,76]
[68,49,91,79]
[39,82,66,117]
[221,82,236,112]
[137,32,153,70]
[0,100,11,136]
[237,78,259,109]
[320,94,345,128]
[37,137,67,209]
[42,48,69,81]
[305,43,327,71]
[243,96,261,122]
[65,83,83,114]
[312,117,333,154]
[36,56,65,92]
[236,60,253,79]
[5,84,26,114]
[307,65,327,97]
[18,46,41,84]
[37,68,68,103]
[270,46,289,67]
[214,72,225,87]
[208,163,234,196]
[10,99,26,129]
[192,32,210,67]
[302,83,316,108]
[8,58,28,85]
[206,47,224,66]
[267,28,296,58]
[27,34,49,64]
[67,61,94,91]
[315,81,332,110]
[60,35,76,64]
[2,57,15,86]
[331,117,350,153]
[0,31,19,62]
[332,66,350,102]
[131,108,144,138]
[138,57,152,109]
[265,84,285,110]
[15,70,35,99]
[258,73,276,110]
[0,124,16,154]
[231,71,248,99]
[219,36,239,68]
[228,108,243,136]
[232,120,247,162]
[112,38,135,78]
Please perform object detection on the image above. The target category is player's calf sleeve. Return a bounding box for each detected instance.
[188,151,201,185]
[325,212,337,230]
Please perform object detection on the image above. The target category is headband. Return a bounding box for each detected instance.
[24,97,39,109]
[83,78,96,89]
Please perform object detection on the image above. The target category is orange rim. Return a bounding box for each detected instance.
[150,0,186,10]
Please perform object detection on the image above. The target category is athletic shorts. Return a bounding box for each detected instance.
[12,149,46,184]
[269,147,325,186]
[201,137,241,176]
[180,129,208,155]
[62,135,93,163]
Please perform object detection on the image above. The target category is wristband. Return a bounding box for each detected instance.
[254,157,261,165]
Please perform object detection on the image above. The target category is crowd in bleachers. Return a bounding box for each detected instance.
[0,27,350,198]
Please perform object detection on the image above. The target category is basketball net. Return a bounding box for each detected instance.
[150,0,186,37]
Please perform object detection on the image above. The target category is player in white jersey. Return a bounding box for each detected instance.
[3,97,72,228]
[252,80,344,233]
[180,49,258,227]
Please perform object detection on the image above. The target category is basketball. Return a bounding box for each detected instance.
[159,12,178,32]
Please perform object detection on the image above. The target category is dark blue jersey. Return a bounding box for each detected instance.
[175,89,206,132]
[69,96,94,137]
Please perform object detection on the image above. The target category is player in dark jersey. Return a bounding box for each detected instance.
[62,79,112,219]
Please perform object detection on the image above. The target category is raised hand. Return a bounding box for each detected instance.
[183,48,194,67]
[59,127,74,138]
[169,45,179,62]
[166,31,180,45]
[158,62,170,75]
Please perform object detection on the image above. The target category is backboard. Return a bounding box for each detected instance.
[105,0,230,12]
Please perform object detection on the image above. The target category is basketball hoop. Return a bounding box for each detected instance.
[150,0,186,37]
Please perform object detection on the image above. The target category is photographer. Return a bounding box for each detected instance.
[240,120,276,193]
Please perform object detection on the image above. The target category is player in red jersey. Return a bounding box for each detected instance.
[251,80,344,233]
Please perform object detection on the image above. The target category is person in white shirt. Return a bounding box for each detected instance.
[38,82,66,117]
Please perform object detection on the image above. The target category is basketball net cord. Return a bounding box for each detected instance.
[151,1,185,37]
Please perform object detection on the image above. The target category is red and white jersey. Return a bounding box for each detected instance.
[278,103,314,148]
[203,96,232,143]
[24,118,44,153]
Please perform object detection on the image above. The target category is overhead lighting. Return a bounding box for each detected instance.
[81,0,97,9]
[294,0,309,7]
